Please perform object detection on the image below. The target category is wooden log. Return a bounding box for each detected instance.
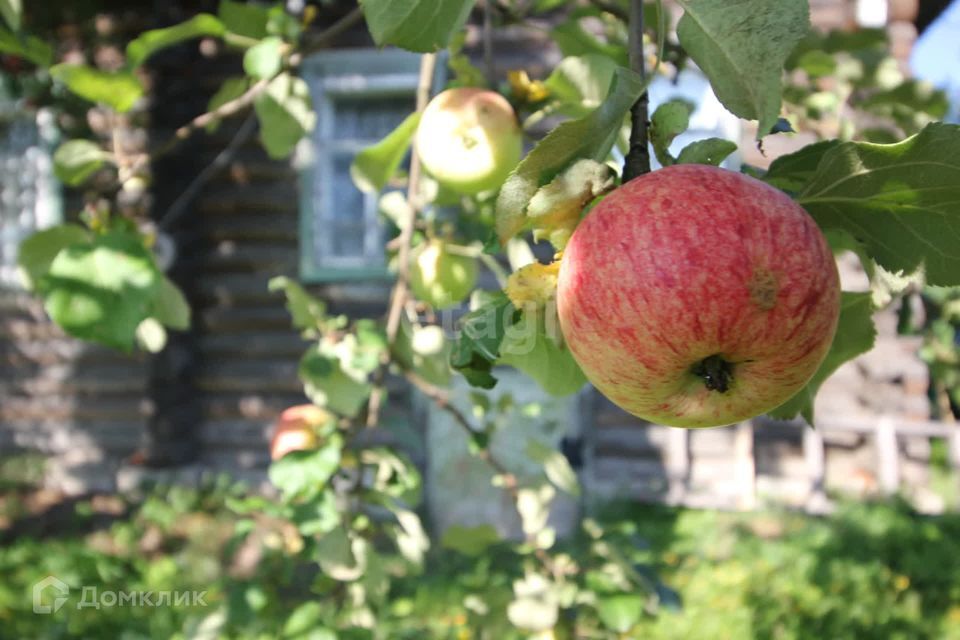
[200,332,307,358]
[194,360,301,393]
[0,395,150,421]
[199,307,294,332]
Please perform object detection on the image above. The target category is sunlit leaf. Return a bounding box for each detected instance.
[50,64,144,112]
[676,0,809,136]
[53,140,108,186]
[360,0,475,53]
[796,123,960,286]
[126,13,225,68]
[496,66,644,245]
[351,112,420,193]
[253,72,316,159]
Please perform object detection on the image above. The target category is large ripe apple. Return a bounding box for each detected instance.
[269,404,331,460]
[409,239,478,309]
[415,88,522,194]
[557,164,841,428]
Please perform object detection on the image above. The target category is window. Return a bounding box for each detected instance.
[0,109,60,288]
[298,48,446,282]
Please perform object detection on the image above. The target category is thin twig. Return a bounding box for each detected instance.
[158,113,258,231]
[483,0,496,87]
[386,53,436,343]
[295,6,364,61]
[365,53,437,428]
[128,7,365,179]
[621,0,651,182]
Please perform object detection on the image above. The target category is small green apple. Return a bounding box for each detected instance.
[409,240,478,309]
[415,88,522,194]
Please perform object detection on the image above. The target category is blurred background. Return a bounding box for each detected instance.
[1,0,960,638]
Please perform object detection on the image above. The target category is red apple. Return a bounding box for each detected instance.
[269,404,331,460]
[415,88,522,194]
[557,164,841,428]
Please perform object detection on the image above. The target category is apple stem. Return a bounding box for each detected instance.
[622,0,651,183]
[693,354,734,393]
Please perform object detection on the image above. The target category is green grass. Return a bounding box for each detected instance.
[1,468,959,639]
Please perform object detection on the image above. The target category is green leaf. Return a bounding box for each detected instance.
[269,276,328,335]
[383,501,430,565]
[499,309,587,397]
[50,64,144,113]
[496,66,644,245]
[675,137,737,166]
[315,526,366,582]
[649,100,693,167]
[0,26,51,66]
[770,292,876,424]
[441,524,501,556]
[243,36,283,80]
[299,344,371,417]
[350,111,421,193]
[151,276,191,330]
[794,49,836,78]
[41,232,161,350]
[16,224,90,290]
[126,13,225,68]
[675,0,809,136]
[283,602,335,639]
[53,140,108,186]
[205,76,250,133]
[449,293,518,389]
[762,139,840,192]
[290,490,339,536]
[508,571,559,631]
[796,123,960,286]
[543,54,617,117]
[0,0,20,31]
[253,72,316,159]
[596,594,644,633]
[360,0,476,53]
[526,440,581,496]
[268,434,343,500]
[218,0,269,39]
[393,320,451,386]
[550,19,627,68]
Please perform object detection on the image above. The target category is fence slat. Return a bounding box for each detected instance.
[666,427,689,504]
[803,425,828,512]
[876,416,900,495]
[735,421,756,510]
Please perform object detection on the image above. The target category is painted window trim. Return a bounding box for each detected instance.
[0,108,62,290]
[298,48,446,283]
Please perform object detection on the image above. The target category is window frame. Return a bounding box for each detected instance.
[0,108,62,290]
[297,48,446,283]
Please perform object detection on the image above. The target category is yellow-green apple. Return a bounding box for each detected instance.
[269,404,331,460]
[415,88,522,194]
[409,239,478,309]
[557,164,841,428]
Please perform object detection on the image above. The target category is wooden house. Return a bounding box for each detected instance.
[0,0,952,522]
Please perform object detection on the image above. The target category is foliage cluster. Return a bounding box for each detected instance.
[2,474,960,639]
